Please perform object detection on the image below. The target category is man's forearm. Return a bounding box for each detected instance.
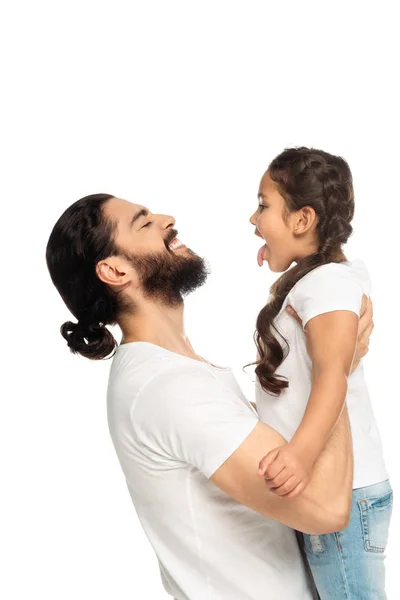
[299,404,353,530]
[210,408,353,536]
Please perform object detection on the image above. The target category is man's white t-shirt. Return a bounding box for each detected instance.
[107,342,314,600]
[256,259,388,489]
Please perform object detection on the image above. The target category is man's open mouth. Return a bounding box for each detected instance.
[168,238,186,251]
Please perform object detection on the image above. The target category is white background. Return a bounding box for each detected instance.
[1,1,399,598]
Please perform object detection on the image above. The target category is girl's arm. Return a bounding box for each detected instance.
[291,309,359,460]
[259,309,359,498]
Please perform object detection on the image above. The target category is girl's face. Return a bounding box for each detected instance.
[249,172,312,273]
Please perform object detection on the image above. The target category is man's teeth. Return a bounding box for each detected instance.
[169,238,185,250]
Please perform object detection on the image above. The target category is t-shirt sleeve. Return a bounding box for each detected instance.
[132,364,259,478]
[287,264,365,331]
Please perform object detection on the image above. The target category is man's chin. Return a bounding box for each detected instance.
[136,250,210,306]
[169,252,210,298]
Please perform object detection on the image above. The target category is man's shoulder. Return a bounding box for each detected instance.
[108,343,223,403]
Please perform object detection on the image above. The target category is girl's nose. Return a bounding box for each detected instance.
[249,211,257,226]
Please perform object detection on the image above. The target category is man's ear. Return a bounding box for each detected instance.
[96,257,132,287]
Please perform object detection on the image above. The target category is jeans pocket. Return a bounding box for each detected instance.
[358,489,393,553]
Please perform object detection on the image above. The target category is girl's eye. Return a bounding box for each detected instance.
[142,222,152,228]
[258,204,267,212]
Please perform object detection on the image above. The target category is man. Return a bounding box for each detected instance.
[46,194,373,599]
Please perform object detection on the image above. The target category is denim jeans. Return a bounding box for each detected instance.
[302,479,393,599]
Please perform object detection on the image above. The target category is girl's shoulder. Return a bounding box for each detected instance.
[292,259,369,295]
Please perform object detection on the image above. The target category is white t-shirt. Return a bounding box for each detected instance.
[256,259,388,489]
[107,342,314,600]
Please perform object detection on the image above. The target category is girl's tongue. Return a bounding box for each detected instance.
[257,244,268,267]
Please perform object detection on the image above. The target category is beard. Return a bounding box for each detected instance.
[127,247,209,307]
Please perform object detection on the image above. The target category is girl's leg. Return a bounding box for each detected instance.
[302,480,393,599]
[295,530,321,599]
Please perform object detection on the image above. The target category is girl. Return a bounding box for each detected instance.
[250,147,392,599]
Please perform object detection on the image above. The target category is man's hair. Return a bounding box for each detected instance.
[46,193,122,360]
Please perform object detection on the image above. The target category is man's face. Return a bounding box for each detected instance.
[103,197,208,305]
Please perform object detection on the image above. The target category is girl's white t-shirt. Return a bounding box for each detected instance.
[256,259,388,489]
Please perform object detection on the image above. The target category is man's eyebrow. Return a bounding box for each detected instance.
[130,208,148,226]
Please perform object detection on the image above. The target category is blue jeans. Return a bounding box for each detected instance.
[302,479,393,599]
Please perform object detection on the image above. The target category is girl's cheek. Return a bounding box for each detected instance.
[257,219,268,239]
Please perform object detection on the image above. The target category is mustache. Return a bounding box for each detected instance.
[164,229,178,248]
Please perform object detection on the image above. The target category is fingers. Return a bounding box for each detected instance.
[286,306,303,327]
[270,474,298,496]
[369,296,374,319]
[258,448,281,477]
[281,481,307,499]
[352,310,374,373]
[265,461,286,481]
[359,294,368,317]
[360,295,373,318]
[360,319,374,346]
[358,296,373,337]
[355,319,374,364]
[267,467,290,489]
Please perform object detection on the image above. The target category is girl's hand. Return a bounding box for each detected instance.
[258,443,313,499]
[286,294,373,374]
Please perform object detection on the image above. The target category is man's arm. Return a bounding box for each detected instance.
[218,297,371,529]
[210,404,353,535]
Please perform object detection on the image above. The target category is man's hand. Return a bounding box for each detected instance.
[258,443,314,499]
[351,295,374,370]
[286,294,373,374]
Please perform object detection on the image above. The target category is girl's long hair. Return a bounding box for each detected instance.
[254,147,355,395]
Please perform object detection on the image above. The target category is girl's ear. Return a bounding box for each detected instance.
[292,206,317,235]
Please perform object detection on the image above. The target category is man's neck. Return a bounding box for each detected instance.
[119,299,200,360]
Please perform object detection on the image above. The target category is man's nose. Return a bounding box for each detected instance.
[159,214,176,230]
